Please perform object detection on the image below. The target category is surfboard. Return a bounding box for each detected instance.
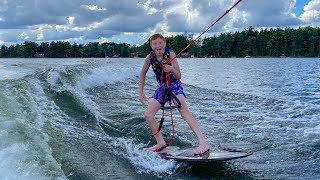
[157,146,252,162]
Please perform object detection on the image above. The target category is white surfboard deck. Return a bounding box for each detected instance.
[157,146,252,162]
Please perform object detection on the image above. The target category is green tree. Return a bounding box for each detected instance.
[70,43,82,57]
[47,41,71,58]
[37,42,49,57]
[0,45,9,58]
[8,45,19,57]
[23,41,38,57]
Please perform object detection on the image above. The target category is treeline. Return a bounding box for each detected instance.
[0,41,133,58]
[200,26,320,57]
[0,26,319,58]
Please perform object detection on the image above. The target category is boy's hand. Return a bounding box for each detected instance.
[163,64,173,72]
[139,93,147,104]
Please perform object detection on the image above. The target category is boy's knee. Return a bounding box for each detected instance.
[144,111,153,120]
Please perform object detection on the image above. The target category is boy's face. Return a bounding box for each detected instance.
[151,37,166,56]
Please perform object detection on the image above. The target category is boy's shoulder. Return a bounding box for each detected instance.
[146,53,153,61]
[168,49,176,55]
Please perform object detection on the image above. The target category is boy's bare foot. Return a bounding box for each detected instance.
[194,143,210,155]
[147,143,168,152]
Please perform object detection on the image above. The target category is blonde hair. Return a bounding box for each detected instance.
[149,34,166,46]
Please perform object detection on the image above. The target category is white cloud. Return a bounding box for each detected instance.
[287,0,296,14]
[81,5,106,11]
[67,16,75,25]
[72,27,87,32]
[223,9,249,32]
[18,32,27,38]
[34,25,45,40]
[55,25,70,32]
[98,37,109,44]
[137,1,158,15]
[167,0,200,27]
[139,33,149,40]
[123,32,133,36]
[0,0,317,46]
[299,0,320,24]
[69,36,85,44]
[304,0,320,10]
[37,33,44,40]
[87,20,104,29]
[239,0,301,27]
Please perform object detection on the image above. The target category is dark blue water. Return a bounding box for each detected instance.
[0,58,319,179]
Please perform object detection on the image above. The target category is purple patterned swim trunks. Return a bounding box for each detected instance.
[152,80,186,105]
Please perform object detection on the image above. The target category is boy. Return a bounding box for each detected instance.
[138,34,209,155]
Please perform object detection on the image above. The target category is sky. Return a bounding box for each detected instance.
[0,0,319,46]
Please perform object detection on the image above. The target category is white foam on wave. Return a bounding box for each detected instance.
[0,143,44,179]
[0,67,32,80]
[45,64,152,124]
[46,60,154,95]
[110,137,178,175]
[45,66,101,123]
[76,66,140,89]
[0,79,68,180]
[1,123,61,180]
[46,66,68,92]
[0,134,66,180]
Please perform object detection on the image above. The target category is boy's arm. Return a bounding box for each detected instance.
[138,55,150,103]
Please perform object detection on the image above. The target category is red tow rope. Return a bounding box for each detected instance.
[165,0,242,65]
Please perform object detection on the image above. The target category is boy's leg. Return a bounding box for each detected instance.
[144,98,167,150]
[175,94,210,154]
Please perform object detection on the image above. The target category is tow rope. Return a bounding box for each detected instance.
[146,0,242,150]
[166,0,242,65]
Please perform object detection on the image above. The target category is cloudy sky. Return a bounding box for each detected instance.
[0,0,319,46]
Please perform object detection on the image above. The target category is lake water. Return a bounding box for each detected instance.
[0,58,319,179]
